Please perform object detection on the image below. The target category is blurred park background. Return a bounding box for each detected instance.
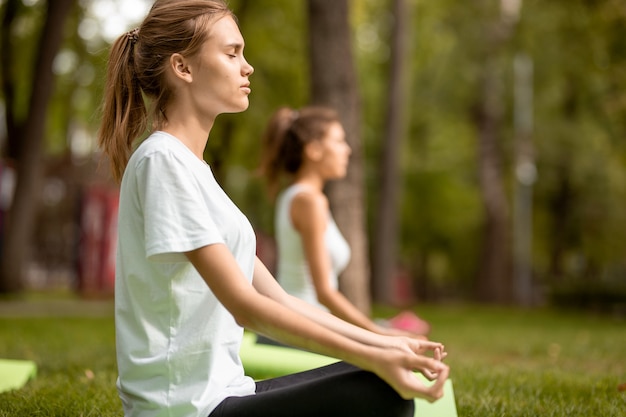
[1,0,626,318]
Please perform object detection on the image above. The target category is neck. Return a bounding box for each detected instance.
[293,171,325,192]
[160,117,214,160]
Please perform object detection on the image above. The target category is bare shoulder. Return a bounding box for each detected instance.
[290,188,328,231]
[292,188,327,210]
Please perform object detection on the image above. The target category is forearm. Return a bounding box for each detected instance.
[243,291,382,369]
[319,290,385,334]
[281,292,397,349]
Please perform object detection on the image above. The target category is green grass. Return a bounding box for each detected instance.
[0,302,624,416]
[0,316,119,416]
[407,304,626,417]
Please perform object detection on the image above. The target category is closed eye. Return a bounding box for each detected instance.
[225,41,244,58]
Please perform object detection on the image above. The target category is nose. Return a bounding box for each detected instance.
[243,59,254,76]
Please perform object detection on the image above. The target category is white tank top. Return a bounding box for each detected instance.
[275,184,351,310]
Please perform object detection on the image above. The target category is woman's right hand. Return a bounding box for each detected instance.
[365,344,450,402]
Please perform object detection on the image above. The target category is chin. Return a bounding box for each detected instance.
[224,103,250,114]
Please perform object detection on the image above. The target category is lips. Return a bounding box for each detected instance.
[241,83,251,94]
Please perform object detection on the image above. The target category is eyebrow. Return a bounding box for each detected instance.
[224,42,244,51]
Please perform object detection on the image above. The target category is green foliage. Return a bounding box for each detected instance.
[354,0,626,296]
[45,3,110,156]
[4,0,626,302]
[522,0,626,285]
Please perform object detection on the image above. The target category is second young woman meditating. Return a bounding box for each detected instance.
[259,106,431,339]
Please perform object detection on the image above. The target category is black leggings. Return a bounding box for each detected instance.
[209,361,414,417]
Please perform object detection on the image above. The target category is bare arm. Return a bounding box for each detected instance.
[185,244,449,401]
[252,257,436,352]
[291,191,410,336]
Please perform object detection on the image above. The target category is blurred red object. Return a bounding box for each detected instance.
[388,310,431,336]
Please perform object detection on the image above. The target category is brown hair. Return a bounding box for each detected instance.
[97,0,233,183]
[259,106,340,197]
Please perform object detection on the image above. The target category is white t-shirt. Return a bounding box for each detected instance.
[275,184,351,310]
[115,131,256,417]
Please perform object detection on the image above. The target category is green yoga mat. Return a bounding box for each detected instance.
[240,333,458,417]
[0,359,37,393]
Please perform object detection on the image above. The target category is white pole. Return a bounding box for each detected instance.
[513,53,535,306]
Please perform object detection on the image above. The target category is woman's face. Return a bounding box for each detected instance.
[316,122,351,180]
[189,15,254,117]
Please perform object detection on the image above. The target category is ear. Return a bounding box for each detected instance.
[304,141,324,162]
[170,53,193,83]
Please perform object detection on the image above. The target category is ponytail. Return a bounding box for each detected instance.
[259,107,298,197]
[259,106,339,198]
[98,30,147,183]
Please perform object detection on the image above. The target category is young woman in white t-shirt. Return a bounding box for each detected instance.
[259,106,431,339]
[98,1,448,416]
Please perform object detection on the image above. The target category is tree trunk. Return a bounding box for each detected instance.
[372,0,410,305]
[474,1,521,303]
[1,0,20,160]
[307,0,370,314]
[0,0,75,293]
[475,57,511,303]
